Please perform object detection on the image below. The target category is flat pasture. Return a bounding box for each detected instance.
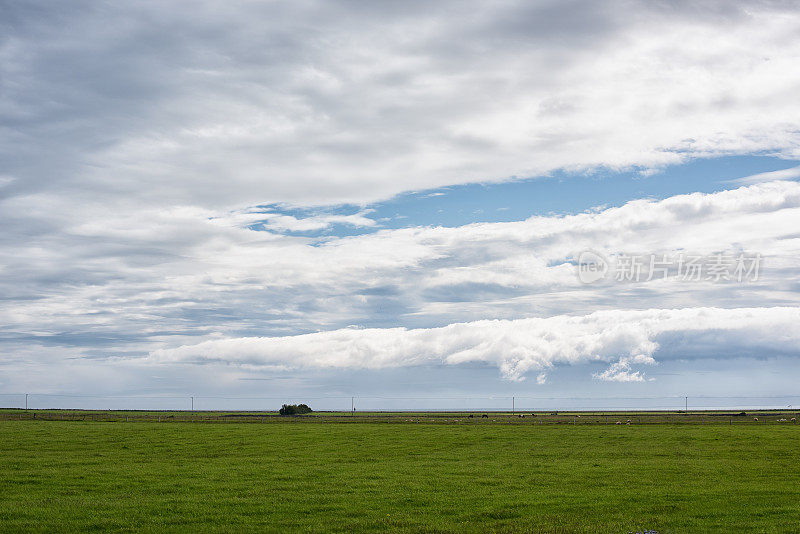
[1,419,799,532]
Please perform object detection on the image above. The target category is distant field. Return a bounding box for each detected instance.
[1,408,798,425]
[1,421,799,532]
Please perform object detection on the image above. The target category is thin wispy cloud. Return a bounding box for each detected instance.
[726,165,800,186]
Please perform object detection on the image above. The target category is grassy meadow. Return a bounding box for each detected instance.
[1,420,799,532]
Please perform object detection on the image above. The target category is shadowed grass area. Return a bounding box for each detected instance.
[1,422,798,532]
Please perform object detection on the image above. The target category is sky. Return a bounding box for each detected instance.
[2,0,800,411]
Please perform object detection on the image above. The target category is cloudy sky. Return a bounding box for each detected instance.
[2,1,800,411]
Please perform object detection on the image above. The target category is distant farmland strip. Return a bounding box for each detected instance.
[0,409,797,425]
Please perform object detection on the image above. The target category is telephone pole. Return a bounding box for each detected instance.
[512,396,515,415]
[191,396,194,411]
[25,393,28,410]
[685,396,688,412]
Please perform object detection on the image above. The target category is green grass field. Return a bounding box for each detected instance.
[1,421,799,532]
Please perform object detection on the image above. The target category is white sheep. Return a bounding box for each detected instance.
[754,417,759,422]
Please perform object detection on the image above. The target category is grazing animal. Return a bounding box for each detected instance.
[615,421,622,425]
[481,414,488,418]
[792,417,797,423]
[754,417,759,422]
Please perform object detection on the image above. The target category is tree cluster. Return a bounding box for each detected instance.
[278,403,312,415]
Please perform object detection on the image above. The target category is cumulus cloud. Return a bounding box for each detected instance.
[593,358,650,383]
[149,307,800,381]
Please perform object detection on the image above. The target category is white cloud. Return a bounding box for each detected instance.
[149,307,800,381]
[726,165,800,186]
[260,210,377,233]
[1,177,799,398]
[593,357,649,383]
[2,180,800,359]
[2,2,800,208]
[210,208,377,232]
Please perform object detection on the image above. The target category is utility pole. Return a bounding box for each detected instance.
[512,396,515,416]
[25,393,28,410]
[191,396,194,411]
[351,396,354,416]
[685,396,688,413]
